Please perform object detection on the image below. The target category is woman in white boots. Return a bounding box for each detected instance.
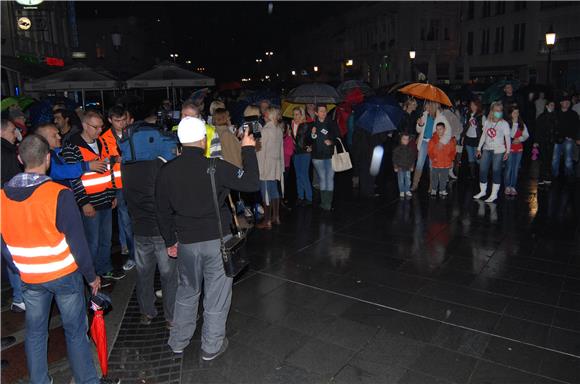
[473,101,511,203]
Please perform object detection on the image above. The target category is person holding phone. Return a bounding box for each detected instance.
[473,101,511,203]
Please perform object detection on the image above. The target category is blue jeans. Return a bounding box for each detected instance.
[116,189,134,261]
[397,170,411,193]
[465,145,479,164]
[293,153,312,201]
[505,151,523,188]
[415,140,431,172]
[479,150,504,184]
[312,158,334,191]
[552,139,575,177]
[82,208,113,276]
[260,180,280,205]
[22,272,99,384]
[2,242,23,304]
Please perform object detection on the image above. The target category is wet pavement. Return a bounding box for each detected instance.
[106,175,580,384]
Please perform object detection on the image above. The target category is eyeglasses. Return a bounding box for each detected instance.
[86,122,104,130]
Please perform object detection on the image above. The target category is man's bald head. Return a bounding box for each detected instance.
[35,123,61,149]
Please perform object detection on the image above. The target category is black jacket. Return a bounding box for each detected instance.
[293,122,313,155]
[555,109,579,142]
[156,146,259,246]
[1,139,22,187]
[535,111,558,145]
[392,144,417,171]
[461,112,484,147]
[310,119,339,160]
[122,159,163,237]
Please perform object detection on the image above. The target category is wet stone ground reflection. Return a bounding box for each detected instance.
[108,179,580,383]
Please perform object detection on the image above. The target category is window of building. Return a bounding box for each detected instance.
[467,31,474,55]
[494,26,504,53]
[513,1,527,11]
[444,27,450,41]
[426,19,440,41]
[512,23,526,51]
[467,2,475,19]
[480,29,490,54]
[495,2,506,14]
[482,1,492,17]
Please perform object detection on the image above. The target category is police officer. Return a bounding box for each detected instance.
[155,117,259,360]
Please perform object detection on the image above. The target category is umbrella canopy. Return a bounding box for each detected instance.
[90,309,108,377]
[441,109,463,138]
[126,63,215,88]
[1,96,36,111]
[286,83,341,104]
[281,100,335,118]
[24,65,118,91]
[398,83,452,107]
[483,79,521,104]
[244,89,281,107]
[337,80,373,96]
[354,101,404,135]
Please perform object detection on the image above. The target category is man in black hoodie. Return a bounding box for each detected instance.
[534,101,557,185]
[552,96,579,179]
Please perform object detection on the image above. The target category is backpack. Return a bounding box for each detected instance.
[119,121,179,164]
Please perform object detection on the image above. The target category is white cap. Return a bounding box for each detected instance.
[177,117,206,144]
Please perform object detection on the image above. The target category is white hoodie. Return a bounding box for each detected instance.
[477,119,511,154]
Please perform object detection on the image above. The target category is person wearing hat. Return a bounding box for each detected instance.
[552,95,579,180]
[156,117,259,360]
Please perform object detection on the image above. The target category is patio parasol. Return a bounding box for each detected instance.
[398,83,452,107]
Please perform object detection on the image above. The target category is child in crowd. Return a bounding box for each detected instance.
[392,133,417,198]
[427,122,457,197]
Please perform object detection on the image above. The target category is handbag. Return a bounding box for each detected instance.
[332,137,353,172]
[207,158,249,278]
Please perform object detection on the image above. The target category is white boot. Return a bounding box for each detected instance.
[449,168,458,180]
[485,184,500,203]
[473,183,487,199]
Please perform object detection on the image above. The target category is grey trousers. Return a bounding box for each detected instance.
[430,167,450,192]
[134,235,177,322]
[168,239,233,354]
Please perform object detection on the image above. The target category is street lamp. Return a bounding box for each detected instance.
[265,51,273,57]
[170,53,179,63]
[345,59,353,67]
[409,49,416,60]
[409,48,416,81]
[313,66,319,72]
[256,58,263,63]
[545,26,556,85]
[185,60,191,64]
[291,70,296,76]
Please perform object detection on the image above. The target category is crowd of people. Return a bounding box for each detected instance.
[1,82,580,383]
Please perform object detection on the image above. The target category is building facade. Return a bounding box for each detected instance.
[1,0,76,96]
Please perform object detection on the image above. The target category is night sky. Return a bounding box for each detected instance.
[75,1,364,80]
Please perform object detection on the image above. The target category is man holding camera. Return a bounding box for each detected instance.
[156,117,259,360]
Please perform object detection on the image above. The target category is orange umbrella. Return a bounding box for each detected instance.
[398,83,452,107]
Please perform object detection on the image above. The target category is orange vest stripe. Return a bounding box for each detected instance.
[1,182,79,284]
[78,145,112,194]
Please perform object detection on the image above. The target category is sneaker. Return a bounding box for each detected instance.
[399,192,405,198]
[538,180,545,185]
[544,180,552,185]
[100,377,121,384]
[201,338,229,361]
[103,270,126,280]
[10,302,25,313]
[100,279,113,288]
[430,190,437,197]
[155,290,163,299]
[140,314,153,326]
[121,247,129,256]
[504,187,512,195]
[405,191,412,197]
[511,188,518,196]
[122,259,136,271]
[440,190,448,196]
[166,321,174,330]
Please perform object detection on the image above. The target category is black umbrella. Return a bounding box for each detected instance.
[337,80,373,96]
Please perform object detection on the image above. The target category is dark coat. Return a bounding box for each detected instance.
[1,138,22,187]
[392,144,417,171]
[535,111,558,146]
[461,112,484,147]
[293,122,313,155]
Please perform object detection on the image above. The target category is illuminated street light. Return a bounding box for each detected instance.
[291,70,296,76]
[345,59,353,67]
[545,26,556,85]
[256,58,263,63]
[265,51,274,56]
[409,50,416,60]
[170,53,179,63]
[313,66,319,72]
[185,60,192,64]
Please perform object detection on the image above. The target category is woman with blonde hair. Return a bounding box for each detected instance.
[255,106,284,229]
[411,101,451,191]
[473,101,511,202]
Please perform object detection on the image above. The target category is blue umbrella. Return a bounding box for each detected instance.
[354,101,403,135]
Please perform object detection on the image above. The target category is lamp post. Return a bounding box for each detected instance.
[409,48,416,81]
[545,26,556,85]
[170,53,179,63]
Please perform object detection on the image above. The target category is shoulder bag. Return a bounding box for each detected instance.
[207,158,249,278]
[332,137,353,172]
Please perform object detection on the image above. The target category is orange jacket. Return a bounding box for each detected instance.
[1,182,78,284]
[427,135,457,169]
[100,129,122,189]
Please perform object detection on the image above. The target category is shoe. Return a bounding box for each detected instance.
[155,290,163,299]
[201,338,229,361]
[121,247,129,256]
[122,259,136,271]
[10,302,25,313]
[449,169,458,180]
[1,336,16,348]
[399,192,405,198]
[473,183,487,199]
[440,190,448,197]
[166,321,174,330]
[405,191,413,197]
[485,183,500,203]
[430,190,437,197]
[511,188,518,196]
[100,279,112,288]
[504,187,512,195]
[538,180,545,185]
[544,180,552,185]
[100,377,121,384]
[140,314,153,326]
[103,270,126,280]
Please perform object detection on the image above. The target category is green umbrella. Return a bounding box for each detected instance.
[483,80,520,104]
[1,96,36,111]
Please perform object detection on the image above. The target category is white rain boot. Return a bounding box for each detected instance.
[473,183,487,199]
[485,184,500,203]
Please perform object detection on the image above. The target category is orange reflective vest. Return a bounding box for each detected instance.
[1,182,78,284]
[78,142,112,195]
[100,129,122,189]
